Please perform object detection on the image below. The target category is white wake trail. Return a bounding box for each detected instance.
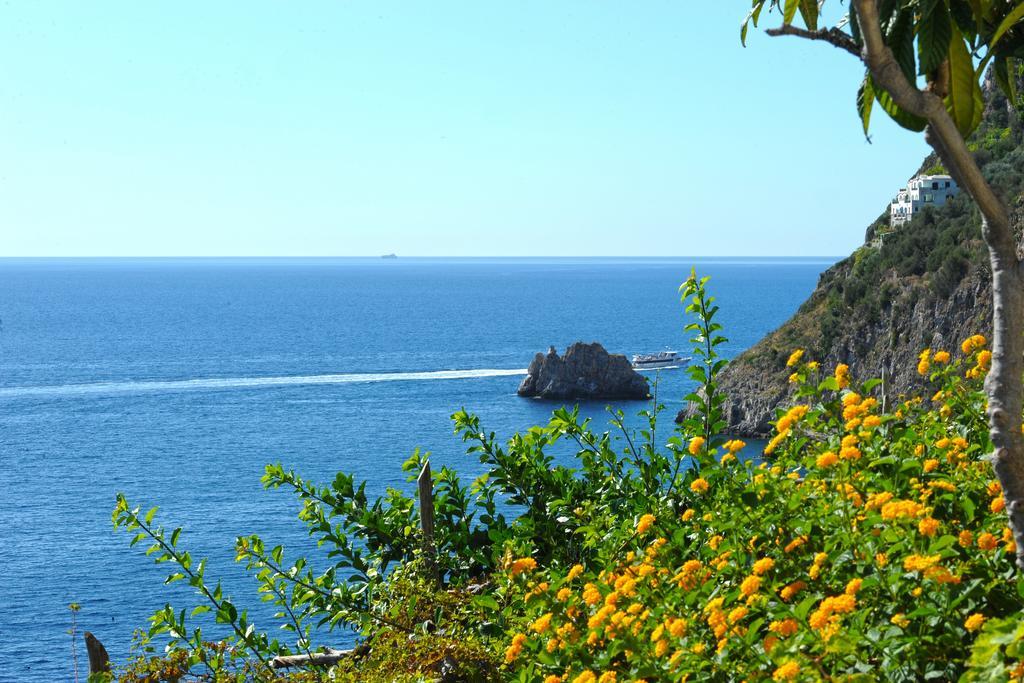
[0,368,528,399]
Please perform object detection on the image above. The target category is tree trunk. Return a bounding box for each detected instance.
[986,247,1024,567]
[851,0,1024,568]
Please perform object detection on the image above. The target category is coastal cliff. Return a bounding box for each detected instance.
[518,342,649,400]
[698,75,1024,436]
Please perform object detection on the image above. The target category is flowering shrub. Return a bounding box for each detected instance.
[111,273,1024,681]
[495,337,1023,681]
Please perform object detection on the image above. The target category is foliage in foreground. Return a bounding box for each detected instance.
[108,274,1024,681]
[498,340,1019,682]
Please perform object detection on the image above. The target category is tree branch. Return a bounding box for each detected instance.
[764,25,860,57]
[852,0,1024,569]
[852,0,1013,259]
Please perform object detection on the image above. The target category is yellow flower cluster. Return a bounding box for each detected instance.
[635,514,656,535]
[772,661,800,681]
[834,363,850,388]
[964,613,987,632]
[816,451,838,468]
[967,349,992,380]
[879,499,926,520]
[723,439,745,454]
[508,557,538,576]
[498,343,1016,680]
[808,593,856,640]
[918,348,931,376]
[962,334,987,354]
[765,405,810,455]
[505,632,527,663]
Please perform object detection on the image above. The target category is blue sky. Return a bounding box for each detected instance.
[0,2,930,257]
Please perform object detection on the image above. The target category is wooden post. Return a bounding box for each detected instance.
[84,632,110,675]
[270,648,354,669]
[417,460,438,584]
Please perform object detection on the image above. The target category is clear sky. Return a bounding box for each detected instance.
[0,2,931,257]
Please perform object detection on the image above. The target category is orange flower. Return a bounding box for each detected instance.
[504,633,527,663]
[978,532,999,551]
[962,334,986,354]
[779,581,805,601]
[816,451,838,468]
[918,517,940,537]
[509,557,537,576]
[769,618,799,637]
[965,613,987,632]
[835,364,850,389]
[773,661,800,681]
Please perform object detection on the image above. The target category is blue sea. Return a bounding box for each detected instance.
[0,257,833,680]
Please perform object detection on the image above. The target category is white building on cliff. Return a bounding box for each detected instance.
[889,174,959,226]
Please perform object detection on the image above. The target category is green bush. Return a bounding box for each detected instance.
[109,275,1023,681]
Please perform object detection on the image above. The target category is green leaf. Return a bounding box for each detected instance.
[857,75,875,136]
[962,494,976,522]
[794,595,818,620]
[992,57,1017,104]
[886,9,917,83]
[875,87,927,132]
[741,3,766,46]
[946,25,983,136]
[798,0,818,31]
[990,3,1024,50]
[918,0,953,75]
[472,594,500,611]
[783,0,799,25]
[818,376,840,392]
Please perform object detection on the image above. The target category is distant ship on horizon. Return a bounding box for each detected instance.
[381,253,398,259]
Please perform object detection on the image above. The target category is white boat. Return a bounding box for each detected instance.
[631,350,687,369]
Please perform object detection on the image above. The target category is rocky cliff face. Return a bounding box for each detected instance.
[690,76,1024,436]
[712,265,994,436]
[518,342,649,400]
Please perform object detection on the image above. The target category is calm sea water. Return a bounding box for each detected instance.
[0,257,832,680]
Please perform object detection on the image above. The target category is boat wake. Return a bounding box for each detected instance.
[0,368,529,400]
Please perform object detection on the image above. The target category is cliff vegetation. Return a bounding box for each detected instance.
[709,73,1024,436]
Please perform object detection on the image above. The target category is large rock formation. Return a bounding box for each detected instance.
[682,74,1022,436]
[518,342,649,400]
